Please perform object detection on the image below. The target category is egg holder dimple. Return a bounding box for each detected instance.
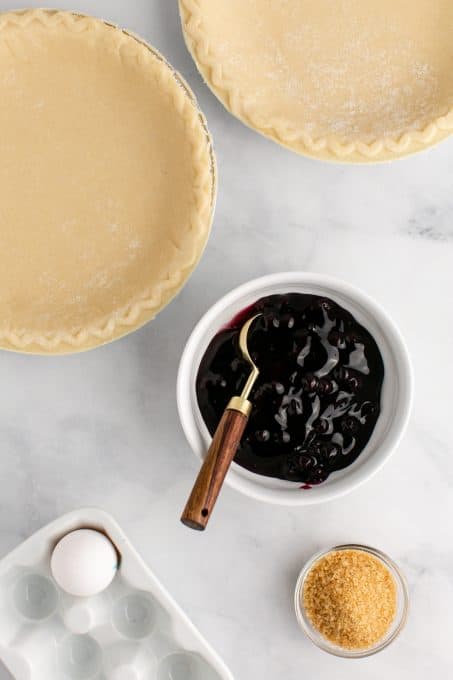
[0,509,233,680]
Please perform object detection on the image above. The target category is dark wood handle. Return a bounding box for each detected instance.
[181,408,249,530]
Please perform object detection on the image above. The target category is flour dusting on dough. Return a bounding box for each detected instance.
[199,0,453,142]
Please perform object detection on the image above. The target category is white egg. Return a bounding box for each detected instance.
[51,529,118,597]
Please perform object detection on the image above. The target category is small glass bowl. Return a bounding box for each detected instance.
[294,544,409,658]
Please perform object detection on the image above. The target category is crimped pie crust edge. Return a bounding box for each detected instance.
[0,8,216,354]
[179,0,453,162]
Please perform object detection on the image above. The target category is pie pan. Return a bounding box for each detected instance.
[0,508,233,679]
[177,272,413,506]
[180,0,453,162]
[0,9,216,354]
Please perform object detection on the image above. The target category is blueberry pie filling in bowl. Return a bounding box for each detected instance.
[196,294,384,486]
[177,273,413,505]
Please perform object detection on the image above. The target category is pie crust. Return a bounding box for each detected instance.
[0,9,216,353]
[180,0,453,162]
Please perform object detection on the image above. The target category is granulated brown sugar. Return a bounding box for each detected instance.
[302,549,397,649]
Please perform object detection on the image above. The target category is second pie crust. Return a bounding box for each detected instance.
[180,0,453,162]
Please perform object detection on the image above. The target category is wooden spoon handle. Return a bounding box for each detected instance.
[181,407,249,530]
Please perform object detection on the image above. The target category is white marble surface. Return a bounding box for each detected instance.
[1,1,453,678]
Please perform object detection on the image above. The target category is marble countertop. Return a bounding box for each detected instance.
[1,1,453,678]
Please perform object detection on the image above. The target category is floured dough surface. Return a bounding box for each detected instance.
[180,0,453,160]
[0,10,214,352]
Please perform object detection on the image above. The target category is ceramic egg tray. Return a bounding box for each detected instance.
[0,509,233,680]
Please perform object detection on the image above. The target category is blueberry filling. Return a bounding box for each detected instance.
[196,294,384,485]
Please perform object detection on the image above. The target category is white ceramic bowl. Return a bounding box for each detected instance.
[177,272,413,505]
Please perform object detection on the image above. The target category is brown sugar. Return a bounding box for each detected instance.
[302,549,397,649]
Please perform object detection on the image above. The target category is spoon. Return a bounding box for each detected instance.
[181,313,262,530]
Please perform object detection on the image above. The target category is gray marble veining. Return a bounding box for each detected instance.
[1,1,453,678]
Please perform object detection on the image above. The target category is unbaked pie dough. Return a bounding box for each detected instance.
[0,9,215,353]
[180,0,453,161]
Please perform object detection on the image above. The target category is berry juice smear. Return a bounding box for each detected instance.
[196,294,384,485]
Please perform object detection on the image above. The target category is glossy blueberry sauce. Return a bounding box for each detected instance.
[196,294,384,485]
